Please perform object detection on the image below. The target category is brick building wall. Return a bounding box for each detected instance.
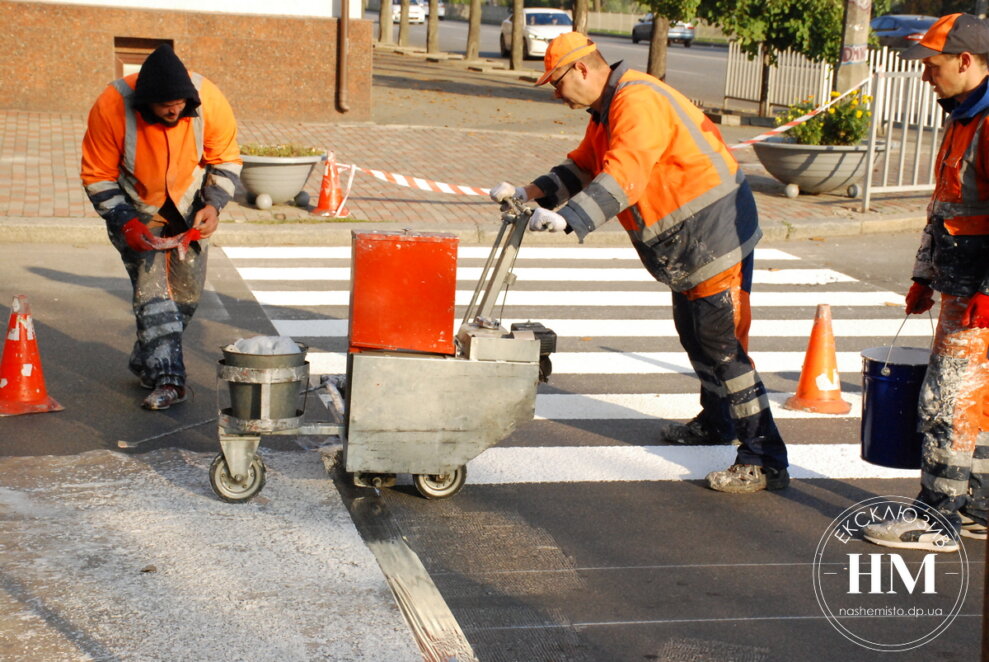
[0,1,372,122]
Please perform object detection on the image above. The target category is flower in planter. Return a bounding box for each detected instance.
[775,90,873,146]
[239,143,324,157]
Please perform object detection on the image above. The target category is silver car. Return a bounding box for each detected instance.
[500,9,574,59]
[632,15,695,47]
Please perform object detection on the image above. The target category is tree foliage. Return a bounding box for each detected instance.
[696,0,891,66]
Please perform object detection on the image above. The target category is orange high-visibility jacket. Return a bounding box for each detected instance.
[534,63,760,292]
[80,72,241,230]
[914,80,989,297]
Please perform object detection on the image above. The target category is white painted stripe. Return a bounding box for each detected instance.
[223,247,799,261]
[253,290,900,308]
[236,266,853,285]
[534,392,861,420]
[466,444,918,484]
[272,317,932,339]
[305,350,863,376]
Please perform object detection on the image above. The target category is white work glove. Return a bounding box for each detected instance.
[489,181,527,203]
[528,207,568,233]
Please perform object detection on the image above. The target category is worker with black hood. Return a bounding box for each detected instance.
[81,44,242,410]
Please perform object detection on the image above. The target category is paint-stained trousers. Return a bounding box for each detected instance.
[671,253,789,470]
[109,207,207,389]
[917,293,989,529]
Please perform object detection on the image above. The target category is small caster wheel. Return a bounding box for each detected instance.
[784,183,800,199]
[846,184,860,198]
[413,466,467,499]
[209,453,266,503]
[294,191,310,208]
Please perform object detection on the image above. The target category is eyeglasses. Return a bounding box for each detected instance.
[550,65,575,90]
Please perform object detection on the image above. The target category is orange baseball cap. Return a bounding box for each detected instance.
[534,32,597,86]
[902,13,989,59]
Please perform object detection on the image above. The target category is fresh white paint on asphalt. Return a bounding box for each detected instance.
[466,444,918,484]
[252,290,899,307]
[271,317,933,338]
[0,450,420,662]
[222,246,800,261]
[235,266,853,284]
[304,350,865,376]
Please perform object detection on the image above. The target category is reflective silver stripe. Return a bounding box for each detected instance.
[732,392,770,419]
[922,472,969,498]
[637,170,746,243]
[567,172,628,230]
[960,120,983,204]
[138,321,185,344]
[682,230,761,290]
[190,73,205,162]
[111,79,137,174]
[972,457,989,473]
[176,166,206,216]
[723,370,758,395]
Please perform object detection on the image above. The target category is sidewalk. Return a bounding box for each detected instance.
[0,52,929,247]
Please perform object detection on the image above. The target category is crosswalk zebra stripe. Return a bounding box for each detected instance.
[534,392,862,420]
[235,266,854,285]
[465,444,917,484]
[271,317,932,338]
[305,351,865,376]
[222,247,800,261]
[253,290,900,307]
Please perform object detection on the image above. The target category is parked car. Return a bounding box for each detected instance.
[632,15,695,47]
[870,14,938,49]
[422,0,445,20]
[500,8,574,59]
[391,0,425,25]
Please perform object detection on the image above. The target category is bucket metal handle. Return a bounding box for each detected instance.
[881,310,935,376]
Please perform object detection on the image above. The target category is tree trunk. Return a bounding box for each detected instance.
[759,53,771,117]
[648,16,670,81]
[398,0,410,47]
[510,0,524,70]
[573,0,588,35]
[426,0,439,53]
[378,0,393,43]
[466,0,482,60]
[593,0,601,11]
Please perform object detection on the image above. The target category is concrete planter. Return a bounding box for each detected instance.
[752,138,884,198]
[240,154,325,206]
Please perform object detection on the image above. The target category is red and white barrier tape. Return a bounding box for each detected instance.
[728,76,872,150]
[328,77,872,198]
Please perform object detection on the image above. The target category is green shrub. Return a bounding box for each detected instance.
[776,90,873,146]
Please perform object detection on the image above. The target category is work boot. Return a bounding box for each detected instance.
[960,512,987,540]
[142,385,187,411]
[663,416,734,446]
[862,516,959,553]
[705,464,789,493]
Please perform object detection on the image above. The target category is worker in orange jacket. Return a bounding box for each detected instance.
[81,44,242,410]
[490,32,788,493]
[864,14,989,552]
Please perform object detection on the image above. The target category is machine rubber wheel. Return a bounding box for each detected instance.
[209,453,266,503]
[413,466,467,499]
[847,184,860,198]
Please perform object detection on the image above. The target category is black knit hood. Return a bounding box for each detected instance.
[132,44,201,123]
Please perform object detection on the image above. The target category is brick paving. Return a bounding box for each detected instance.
[0,52,929,241]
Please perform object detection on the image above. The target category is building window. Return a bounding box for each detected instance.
[114,38,173,78]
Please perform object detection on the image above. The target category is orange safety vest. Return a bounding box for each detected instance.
[80,72,241,221]
[930,109,989,236]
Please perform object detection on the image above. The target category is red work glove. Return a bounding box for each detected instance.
[962,292,989,328]
[905,281,934,315]
[121,219,154,252]
[179,227,202,250]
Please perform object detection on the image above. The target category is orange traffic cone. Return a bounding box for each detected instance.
[784,303,851,414]
[311,151,350,218]
[0,295,63,416]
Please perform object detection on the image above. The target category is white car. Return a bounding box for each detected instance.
[391,0,425,24]
[500,8,574,59]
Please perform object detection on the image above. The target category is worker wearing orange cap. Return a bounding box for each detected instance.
[863,13,989,553]
[490,32,788,493]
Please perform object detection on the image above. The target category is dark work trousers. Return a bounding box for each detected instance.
[671,253,788,470]
[109,201,207,388]
[917,293,989,528]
